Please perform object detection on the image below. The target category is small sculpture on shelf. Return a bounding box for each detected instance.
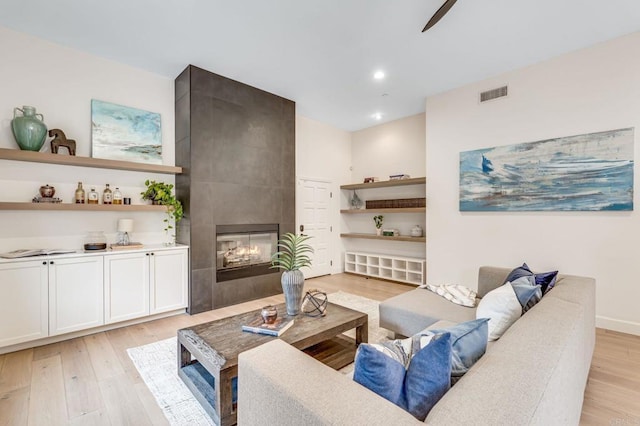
[49,128,76,156]
[350,190,364,209]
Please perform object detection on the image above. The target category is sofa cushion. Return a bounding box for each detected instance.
[422,318,489,378]
[476,282,522,341]
[353,332,452,421]
[380,288,477,337]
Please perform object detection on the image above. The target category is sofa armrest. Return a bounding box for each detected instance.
[238,339,420,425]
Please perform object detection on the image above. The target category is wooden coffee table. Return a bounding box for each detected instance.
[177,302,368,426]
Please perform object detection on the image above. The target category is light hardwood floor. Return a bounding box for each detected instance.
[0,273,637,425]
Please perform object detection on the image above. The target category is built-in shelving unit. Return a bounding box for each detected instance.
[340,207,425,214]
[344,251,425,285]
[340,233,426,243]
[0,147,182,174]
[0,202,168,212]
[339,177,425,190]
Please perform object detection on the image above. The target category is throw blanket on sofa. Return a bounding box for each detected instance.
[420,284,478,308]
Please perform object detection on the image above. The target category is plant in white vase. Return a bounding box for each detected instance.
[373,215,384,236]
[271,232,313,315]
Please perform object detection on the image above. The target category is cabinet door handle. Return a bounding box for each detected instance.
[151,253,154,256]
[146,253,149,256]
[50,261,54,265]
[42,261,47,265]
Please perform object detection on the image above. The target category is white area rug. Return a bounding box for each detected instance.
[128,291,384,426]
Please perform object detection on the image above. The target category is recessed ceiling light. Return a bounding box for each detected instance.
[373,71,385,80]
[373,113,383,120]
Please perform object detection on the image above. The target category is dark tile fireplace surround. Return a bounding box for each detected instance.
[175,65,295,314]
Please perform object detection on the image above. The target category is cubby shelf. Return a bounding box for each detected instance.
[0,147,182,174]
[344,251,425,285]
[0,202,168,212]
[340,233,426,243]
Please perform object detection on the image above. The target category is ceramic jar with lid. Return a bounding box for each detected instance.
[410,225,423,237]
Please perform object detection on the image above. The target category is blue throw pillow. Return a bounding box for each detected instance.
[424,318,489,378]
[510,275,542,313]
[402,333,452,421]
[353,344,406,406]
[353,332,452,421]
[535,270,559,294]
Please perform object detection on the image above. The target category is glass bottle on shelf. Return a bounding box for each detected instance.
[112,187,123,205]
[74,182,86,204]
[103,184,113,204]
[87,187,99,204]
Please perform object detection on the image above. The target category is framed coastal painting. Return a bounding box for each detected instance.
[459,128,634,211]
[91,99,162,164]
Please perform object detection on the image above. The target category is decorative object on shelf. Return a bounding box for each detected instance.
[382,229,399,237]
[350,190,364,209]
[75,182,86,204]
[117,218,134,246]
[39,184,55,198]
[84,231,107,251]
[389,174,411,180]
[141,180,184,244]
[32,195,62,203]
[363,177,380,183]
[49,128,76,155]
[103,184,113,204]
[366,197,426,209]
[373,215,384,236]
[88,187,99,204]
[123,197,131,205]
[460,128,634,212]
[11,106,47,152]
[301,289,328,317]
[91,99,162,165]
[261,305,278,324]
[112,187,123,205]
[411,225,424,237]
[271,232,314,316]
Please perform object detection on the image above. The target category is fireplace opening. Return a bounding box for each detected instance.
[216,224,279,282]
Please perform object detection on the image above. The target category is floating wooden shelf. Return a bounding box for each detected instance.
[340,177,425,190]
[340,207,425,214]
[0,147,182,174]
[0,202,168,212]
[340,233,426,243]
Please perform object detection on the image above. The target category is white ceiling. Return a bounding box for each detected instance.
[2,0,640,131]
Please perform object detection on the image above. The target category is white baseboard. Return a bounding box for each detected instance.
[596,315,640,336]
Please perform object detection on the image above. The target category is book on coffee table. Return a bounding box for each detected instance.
[241,317,294,337]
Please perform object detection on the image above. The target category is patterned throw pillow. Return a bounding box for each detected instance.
[353,333,452,421]
[510,275,542,313]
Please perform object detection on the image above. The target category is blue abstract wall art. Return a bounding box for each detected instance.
[91,99,162,164]
[459,128,634,211]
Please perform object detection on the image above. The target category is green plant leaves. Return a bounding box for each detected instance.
[141,180,183,234]
[271,232,314,271]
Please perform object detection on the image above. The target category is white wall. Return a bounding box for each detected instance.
[295,115,352,274]
[426,32,640,335]
[346,113,426,259]
[0,26,176,251]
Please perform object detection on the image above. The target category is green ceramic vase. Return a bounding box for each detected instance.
[11,106,47,151]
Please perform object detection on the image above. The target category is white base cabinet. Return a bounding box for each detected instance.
[104,247,188,323]
[0,244,189,350]
[344,251,426,286]
[0,260,48,347]
[49,256,104,336]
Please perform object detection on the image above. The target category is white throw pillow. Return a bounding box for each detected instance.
[476,282,522,341]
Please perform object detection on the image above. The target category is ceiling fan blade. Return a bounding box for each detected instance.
[422,0,458,32]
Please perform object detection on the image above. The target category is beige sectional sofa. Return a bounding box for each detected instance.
[238,266,595,425]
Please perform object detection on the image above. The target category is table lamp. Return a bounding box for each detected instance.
[117,219,134,246]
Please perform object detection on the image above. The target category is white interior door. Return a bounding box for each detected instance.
[299,178,332,278]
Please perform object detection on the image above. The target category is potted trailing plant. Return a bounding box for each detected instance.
[373,215,384,236]
[141,180,184,244]
[271,232,314,316]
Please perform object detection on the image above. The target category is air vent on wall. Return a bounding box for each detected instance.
[480,85,508,103]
